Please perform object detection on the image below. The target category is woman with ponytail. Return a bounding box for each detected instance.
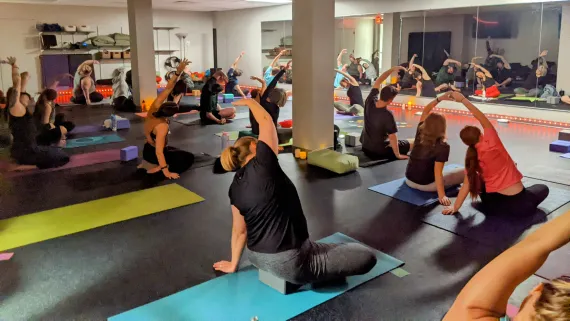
[141,59,194,179]
[442,91,548,216]
[213,98,377,285]
[405,92,464,206]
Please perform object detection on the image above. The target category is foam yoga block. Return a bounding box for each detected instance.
[116,117,130,130]
[308,149,358,174]
[258,269,298,295]
[559,129,570,141]
[547,96,561,104]
[550,140,570,153]
[345,134,361,147]
[120,146,138,162]
[223,93,234,103]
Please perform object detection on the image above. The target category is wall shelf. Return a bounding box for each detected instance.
[40,31,93,36]
[265,54,293,59]
[97,58,131,63]
[153,27,178,31]
[155,49,179,54]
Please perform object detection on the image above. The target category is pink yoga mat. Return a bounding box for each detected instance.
[3,149,121,178]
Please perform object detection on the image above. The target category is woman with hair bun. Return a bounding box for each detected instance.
[213,98,377,286]
[442,91,548,216]
[140,59,194,179]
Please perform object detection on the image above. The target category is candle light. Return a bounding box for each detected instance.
[294,148,300,158]
[299,151,307,160]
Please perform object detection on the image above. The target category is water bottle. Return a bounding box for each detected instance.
[221,132,230,151]
[111,114,117,132]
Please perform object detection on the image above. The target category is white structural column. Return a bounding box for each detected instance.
[292,0,335,150]
[380,13,401,83]
[354,18,374,59]
[557,3,570,91]
[127,0,157,107]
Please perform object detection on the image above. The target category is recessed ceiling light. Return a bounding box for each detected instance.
[246,0,292,3]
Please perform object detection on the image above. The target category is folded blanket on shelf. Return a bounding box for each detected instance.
[114,40,130,47]
[91,35,115,47]
[113,33,130,41]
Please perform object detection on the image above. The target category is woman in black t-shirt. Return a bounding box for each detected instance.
[213,98,376,285]
[405,93,465,206]
[333,69,365,116]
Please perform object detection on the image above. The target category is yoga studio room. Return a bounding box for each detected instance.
[2,0,570,320]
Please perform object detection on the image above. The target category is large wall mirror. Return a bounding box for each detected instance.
[396,3,563,111]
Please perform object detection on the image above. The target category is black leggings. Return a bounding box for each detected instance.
[71,92,104,105]
[11,146,69,169]
[142,143,194,175]
[112,96,137,112]
[480,183,550,216]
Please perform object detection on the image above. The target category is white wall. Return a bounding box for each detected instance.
[0,3,214,94]
[354,18,374,59]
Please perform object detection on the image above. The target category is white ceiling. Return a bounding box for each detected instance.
[0,0,288,11]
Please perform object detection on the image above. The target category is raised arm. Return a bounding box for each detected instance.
[231,51,245,69]
[472,64,493,78]
[413,64,431,81]
[334,69,358,87]
[233,98,278,154]
[443,58,461,67]
[270,50,286,68]
[20,71,30,93]
[149,59,190,113]
[48,74,74,90]
[450,92,493,129]
[261,61,290,102]
[250,76,267,96]
[6,57,26,117]
[337,49,347,67]
[409,54,418,67]
[374,66,406,89]
[444,209,570,320]
[76,60,97,73]
[490,54,511,69]
[420,93,450,122]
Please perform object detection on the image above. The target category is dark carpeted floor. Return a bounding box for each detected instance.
[1,99,569,321]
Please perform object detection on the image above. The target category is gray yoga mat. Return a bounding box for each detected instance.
[524,165,570,186]
[421,178,570,247]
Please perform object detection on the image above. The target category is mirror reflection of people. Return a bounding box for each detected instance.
[264,49,286,86]
[71,60,104,105]
[435,58,461,93]
[213,98,377,284]
[444,208,570,321]
[472,64,501,98]
[489,54,512,88]
[333,69,364,116]
[111,68,136,112]
[514,50,548,97]
[360,58,377,85]
[412,64,436,98]
[347,54,363,82]
[400,54,418,89]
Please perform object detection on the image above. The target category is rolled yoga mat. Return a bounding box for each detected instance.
[65,134,124,149]
[421,178,570,247]
[368,164,463,206]
[4,149,122,178]
[0,184,204,251]
[109,232,404,321]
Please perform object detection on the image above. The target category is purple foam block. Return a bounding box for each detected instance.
[117,118,130,130]
[549,140,570,153]
[120,146,138,162]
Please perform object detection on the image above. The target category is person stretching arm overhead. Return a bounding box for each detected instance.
[412,64,437,98]
[227,51,248,99]
[333,68,364,115]
[444,209,570,321]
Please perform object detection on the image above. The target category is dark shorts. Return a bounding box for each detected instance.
[200,110,222,125]
[363,140,411,160]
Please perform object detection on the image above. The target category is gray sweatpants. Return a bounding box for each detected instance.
[334,102,364,116]
[514,87,543,97]
[249,239,377,285]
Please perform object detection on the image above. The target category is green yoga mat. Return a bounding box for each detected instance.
[0,184,204,251]
[508,96,547,102]
[65,134,124,149]
[215,131,239,140]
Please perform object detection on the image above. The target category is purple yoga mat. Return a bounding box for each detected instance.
[4,149,121,178]
[72,125,105,134]
[334,113,360,120]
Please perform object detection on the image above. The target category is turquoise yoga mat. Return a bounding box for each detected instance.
[108,233,404,321]
[64,134,124,149]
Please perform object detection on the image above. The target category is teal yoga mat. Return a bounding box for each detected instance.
[109,233,404,321]
[65,134,124,149]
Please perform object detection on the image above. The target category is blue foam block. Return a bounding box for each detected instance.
[120,146,138,162]
[65,134,124,149]
[368,164,462,206]
[108,233,403,321]
[550,140,570,153]
[561,153,570,159]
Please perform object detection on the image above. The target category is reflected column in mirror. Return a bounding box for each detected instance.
[538,3,562,108]
[398,11,429,98]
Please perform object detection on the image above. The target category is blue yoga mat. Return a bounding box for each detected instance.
[561,153,570,159]
[368,164,463,206]
[65,134,124,149]
[109,233,403,321]
[422,178,570,247]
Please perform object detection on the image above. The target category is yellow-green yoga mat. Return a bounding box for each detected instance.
[0,184,204,251]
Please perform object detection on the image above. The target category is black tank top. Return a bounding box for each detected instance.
[347,85,364,106]
[421,80,437,98]
[9,112,37,154]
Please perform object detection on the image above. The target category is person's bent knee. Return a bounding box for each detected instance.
[356,248,377,275]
